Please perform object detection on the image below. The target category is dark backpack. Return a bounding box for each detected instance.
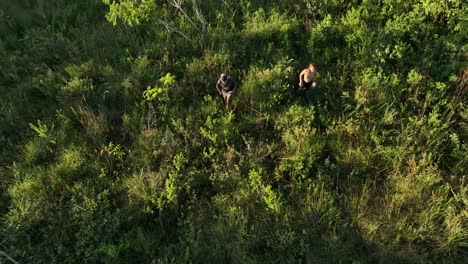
[223,77,235,92]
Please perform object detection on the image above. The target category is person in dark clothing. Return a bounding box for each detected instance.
[216,73,236,111]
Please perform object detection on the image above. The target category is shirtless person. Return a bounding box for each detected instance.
[298,64,317,100]
[216,73,236,111]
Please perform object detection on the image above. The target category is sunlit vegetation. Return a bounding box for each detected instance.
[0,0,466,263]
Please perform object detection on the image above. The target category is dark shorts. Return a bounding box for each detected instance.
[302,81,312,90]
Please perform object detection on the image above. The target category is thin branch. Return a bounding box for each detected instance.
[0,251,19,264]
[191,0,207,41]
[167,0,198,31]
[158,19,193,42]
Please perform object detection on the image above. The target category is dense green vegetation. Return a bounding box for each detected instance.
[0,0,467,263]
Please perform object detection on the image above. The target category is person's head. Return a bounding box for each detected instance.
[308,64,315,71]
[220,73,227,82]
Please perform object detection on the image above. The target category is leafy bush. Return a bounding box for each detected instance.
[243,8,299,40]
[239,59,294,113]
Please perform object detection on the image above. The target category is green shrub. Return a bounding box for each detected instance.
[275,104,324,186]
[239,59,294,113]
[23,138,55,166]
[70,106,108,141]
[243,8,298,40]
[351,155,467,262]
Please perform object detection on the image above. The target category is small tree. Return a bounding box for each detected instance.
[103,0,207,44]
[143,73,175,128]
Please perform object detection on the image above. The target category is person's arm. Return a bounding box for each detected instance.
[216,80,222,94]
[299,70,305,87]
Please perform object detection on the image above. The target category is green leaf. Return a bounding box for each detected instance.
[160,72,176,86]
